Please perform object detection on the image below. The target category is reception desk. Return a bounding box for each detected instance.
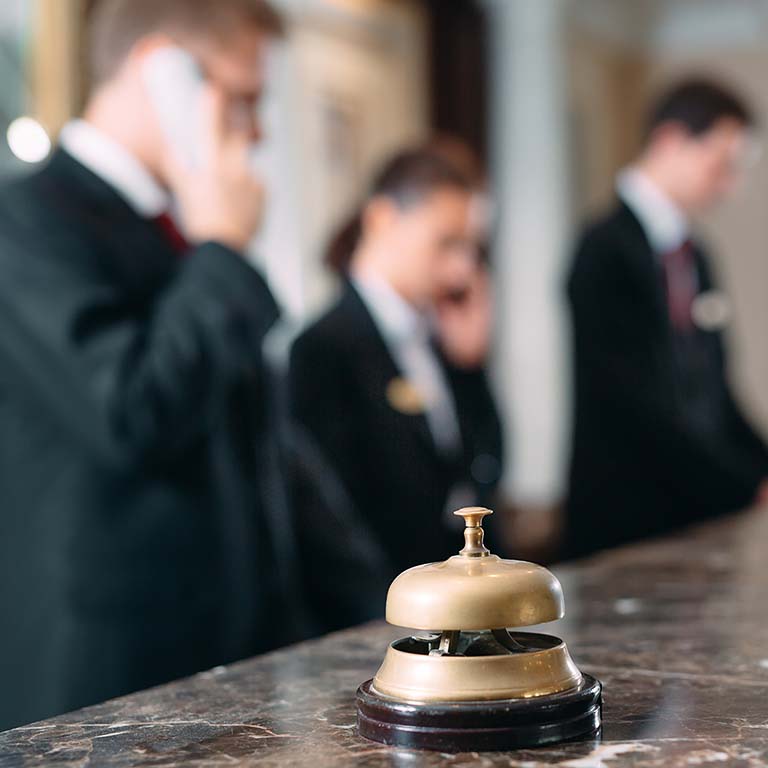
[3,509,768,766]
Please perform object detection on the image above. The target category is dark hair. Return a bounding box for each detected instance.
[88,0,285,86]
[325,147,474,275]
[370,148,473,209]
[325,215,363,276]
[646,78,755,140]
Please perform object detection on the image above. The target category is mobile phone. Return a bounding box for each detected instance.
[141,46,205,170]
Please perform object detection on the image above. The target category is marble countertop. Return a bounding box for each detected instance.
[4,510,768,767]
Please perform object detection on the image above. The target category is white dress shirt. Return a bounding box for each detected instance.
[352,271,461,456]
[616,166,689,255]
[59,120,169,219]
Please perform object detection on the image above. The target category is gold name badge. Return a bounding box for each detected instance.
[691,290,731,332]
[386,377,426,416]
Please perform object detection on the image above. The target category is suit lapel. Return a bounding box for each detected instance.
[342,284,438,454]
[615,202,670,328]
[45,149,178,297]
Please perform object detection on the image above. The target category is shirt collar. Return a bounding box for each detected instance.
[59,120,169,219]
[351,270,429,345]
[616,166,689,254]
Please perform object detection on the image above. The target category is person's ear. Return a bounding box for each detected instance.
[363,196,400,237]
[650,121,692,152]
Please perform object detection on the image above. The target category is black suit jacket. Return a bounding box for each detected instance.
[289,284,503,584]
[0,150,282,730]
[565,202,768,558]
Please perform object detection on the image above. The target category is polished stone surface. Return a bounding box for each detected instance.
[4,509,768,766]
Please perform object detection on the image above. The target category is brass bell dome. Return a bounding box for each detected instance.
[386,507,564,631]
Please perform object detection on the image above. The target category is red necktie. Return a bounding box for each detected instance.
[662,240,696,333]
[154,212,189,256]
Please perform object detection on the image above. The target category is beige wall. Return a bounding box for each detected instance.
[568,30,648,216]
[262,0,429,317]
[292,0,428,311]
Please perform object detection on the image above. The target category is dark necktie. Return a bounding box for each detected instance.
[154,212,189,255]
[662,240,696,333]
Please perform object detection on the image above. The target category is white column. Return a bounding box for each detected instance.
[484,0,572,507]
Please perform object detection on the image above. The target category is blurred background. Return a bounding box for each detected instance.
[5,0,768,557]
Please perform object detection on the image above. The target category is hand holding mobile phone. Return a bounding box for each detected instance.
[166,85,266,251]
[435,267,493,369]
[142,46,266,252]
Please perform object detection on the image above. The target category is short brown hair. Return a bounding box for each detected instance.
[370,148,473,210]
[646,78,755,141]
[88,0,285,86]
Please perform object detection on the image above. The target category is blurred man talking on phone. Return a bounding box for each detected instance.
[0,0,285,729]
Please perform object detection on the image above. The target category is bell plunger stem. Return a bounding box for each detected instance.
[455,507,493,558]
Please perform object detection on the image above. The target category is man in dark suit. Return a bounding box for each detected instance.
[290,150,503,585]
[0,0,287,730]
[566,80,768,559]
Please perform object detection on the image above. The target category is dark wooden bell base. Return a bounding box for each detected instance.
[356,675,602,752]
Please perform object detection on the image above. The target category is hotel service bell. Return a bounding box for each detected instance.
[356,507,602,752]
